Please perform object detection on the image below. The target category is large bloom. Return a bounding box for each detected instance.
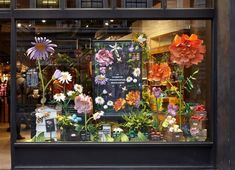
[148,63,171,82]
[169,34,206,68]
[58,72,72,84]
[133,68,141,77]
[26,37,57,60]
[95,48,114,67]
[167,104,178,116]
[126,91,140,107]
[74,94,93,114]
[93,111,104,120]
[74,84,83,93]
[53,93,66,102]
[95,96,105,105]
[113,98,126,112]
[95,75,108,85]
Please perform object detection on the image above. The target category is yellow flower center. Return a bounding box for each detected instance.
[35,43,46,52]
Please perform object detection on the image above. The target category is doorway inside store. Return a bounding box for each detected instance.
[0,20,11,170]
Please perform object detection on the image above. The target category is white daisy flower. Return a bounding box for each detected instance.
[103,105,108,109]
[95,96,105,105]
[53,93,66,102]
[74,84,83,93]
[133,68,141,77]
[133,79,137,83]
[137,34,147,44]
[93,111,104,120]
[102,89,108,94]
[107,100,113,106]
[126,76,133,83]
[58,72,72,84]
[67,90,75,96]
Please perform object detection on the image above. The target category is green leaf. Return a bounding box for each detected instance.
[120,133,129,142]
[105,135,114,142]
[137,131,148,142]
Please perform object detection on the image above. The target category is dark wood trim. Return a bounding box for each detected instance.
[11,9,215,19]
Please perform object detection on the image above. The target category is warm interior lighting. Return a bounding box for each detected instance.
[0,0,10,4]
[42,0,57,4]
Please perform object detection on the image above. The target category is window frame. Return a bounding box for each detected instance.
[0,0,217,169]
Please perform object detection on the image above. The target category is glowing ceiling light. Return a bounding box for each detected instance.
[42,0,57,4]
[41,20,47,23]
[0,0,10,4]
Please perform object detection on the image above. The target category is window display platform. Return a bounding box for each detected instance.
[14,142,215,169]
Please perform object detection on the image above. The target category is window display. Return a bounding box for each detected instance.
[16,19,211,143]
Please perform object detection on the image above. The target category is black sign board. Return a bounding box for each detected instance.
[93,40,142,116]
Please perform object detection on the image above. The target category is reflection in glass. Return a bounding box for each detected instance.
[16,19,211,143]
[116,0,161,8]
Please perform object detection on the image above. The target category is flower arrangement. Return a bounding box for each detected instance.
[26,37,58,106]
[148,63,172,82]
[167,34,206,128]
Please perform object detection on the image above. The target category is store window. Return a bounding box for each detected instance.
[16,19,211,143]
[167,0,213,8]
[116,0,161,8]
[17,0,59,8]
[66,0,112,8]
[0,0,10,8]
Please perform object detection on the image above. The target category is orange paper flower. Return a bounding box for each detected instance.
[126,91,140,106]
[113,98,126,112]
[169,34,206,68]
[148,63,171,82]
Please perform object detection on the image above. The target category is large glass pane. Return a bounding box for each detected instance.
[116,0,161,8]
[66,0,112,8]
[0,0,10,8]
[0,20,11,170]
[167,0,213,8]
[16,19,212,143]
[17,0,59,8]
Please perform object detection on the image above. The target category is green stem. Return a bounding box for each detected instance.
[44,78,53,92]
[37,60,45,107]
[179,80,182,129]
[84,113,87,132]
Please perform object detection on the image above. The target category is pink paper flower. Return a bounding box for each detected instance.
[74,94,93,114]
[95,48,114,67]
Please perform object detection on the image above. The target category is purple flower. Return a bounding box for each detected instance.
[52,69,62,80]
[95,75,108,85]
[74,94,93,114]
[128,44,134,52]
[26,37,57,60]
[152,87,162,98]
[100,67,106,74]
[95,48,114,67]
[167,104,178,116]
